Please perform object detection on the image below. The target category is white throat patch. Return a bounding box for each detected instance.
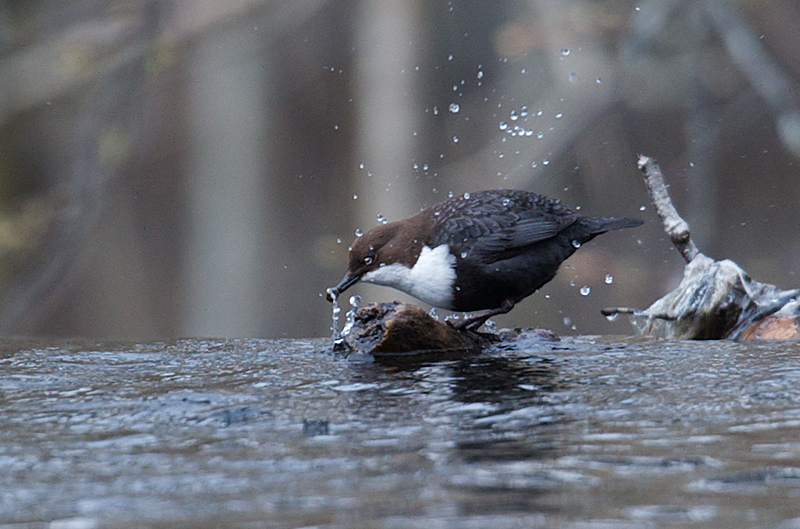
[362,244,456,309]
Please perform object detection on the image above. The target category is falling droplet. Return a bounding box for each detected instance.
[352,194,358,200]
[555,112,563,119]
[463,192,471,199]
[422,163,429,171]
[596,77,602,84]
[477,70,484,79]
[460,251,468,258]
[560,48,570,57]
[359,163,365,169]
[448,191,455,198]
[452,136,459,143]
[502,198,511,206]
[639,205,646,211]
[448,54,454,61]
[355,228,363,237]
[605,273,614,284]
[499,121,509,131]
[571,240,581,248]
[580,286,591,296]
[509,110,519,121]
[377,214,388,224]
[336,238,342,244]
[449,103,460,113]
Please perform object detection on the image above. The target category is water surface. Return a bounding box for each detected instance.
[2,336,800,528]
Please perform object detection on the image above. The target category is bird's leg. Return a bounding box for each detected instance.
[452,299,515,332]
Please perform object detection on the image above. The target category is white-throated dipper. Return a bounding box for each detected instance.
[328,189,643,331]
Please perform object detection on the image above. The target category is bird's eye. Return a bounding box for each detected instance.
[364,255,374,265]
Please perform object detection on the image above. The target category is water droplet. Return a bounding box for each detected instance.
[460,251,468,258]
[377,214,388,224]
[580,285,591,296]
[499,121,509,131]
[422,163,429,171]
[355,228,363,237]
[536,109,543,116]
[336,238,342,244]
[596,77,602,84]
[477,70,484,79]
[452,136,459,143]
[448,54,454,61]
[359,163,365,169]
[433,106,439,115]
[349,294,361,308]
[510,110,519,121]
[571,240,581,248]
[449,103,460,113]
[448,191,455,198]
[429,307,439,320]
[463,192,471,199]
[569,72,578,83]
[605,273,614,284]
[544,294,551,299]
[639,205,646,211]
[484,319,497,333]
[413,162,419,170]
[560,48,570,57]
[605,313,618,322]
[520,68,527,74]
[536,132,544,139]
[531,161,538,168]
[555,112,563,119]
[502,198,511,206]
[352,194,358,200]
[520,106,528,117]
[542,159,550,165]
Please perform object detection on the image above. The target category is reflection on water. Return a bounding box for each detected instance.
[2,337,800,527]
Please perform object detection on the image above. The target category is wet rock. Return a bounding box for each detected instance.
[343,301,483,357]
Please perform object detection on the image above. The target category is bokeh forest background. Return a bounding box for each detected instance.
[1,0,798,340]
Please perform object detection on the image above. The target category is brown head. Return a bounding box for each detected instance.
[326,220,421,301]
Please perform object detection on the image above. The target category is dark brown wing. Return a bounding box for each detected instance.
[428,190,579,262]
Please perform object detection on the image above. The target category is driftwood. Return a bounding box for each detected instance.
[603,155,800,340]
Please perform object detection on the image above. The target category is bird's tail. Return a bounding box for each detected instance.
[584,216,644,235]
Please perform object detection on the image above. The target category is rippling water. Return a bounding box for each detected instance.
[2,336,800,528]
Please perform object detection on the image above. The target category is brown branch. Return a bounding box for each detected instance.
[637,154,700,263]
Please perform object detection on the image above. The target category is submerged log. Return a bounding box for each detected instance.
[603,155,800,340]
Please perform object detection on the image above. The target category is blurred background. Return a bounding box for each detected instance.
[0,0,798,340]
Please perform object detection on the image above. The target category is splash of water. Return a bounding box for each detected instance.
[341,295,361,337]
[327,288,342,344]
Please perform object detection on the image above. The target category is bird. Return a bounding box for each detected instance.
[327,189,643,331]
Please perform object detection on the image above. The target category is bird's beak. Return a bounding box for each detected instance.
[326,272,361,302]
